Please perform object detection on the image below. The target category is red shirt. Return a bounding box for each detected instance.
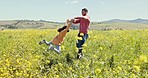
[73,15,90,34]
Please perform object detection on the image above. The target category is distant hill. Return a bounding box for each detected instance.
[91,18,148,30]
[102,18,148,23]
[0,20,64,29]
[1,19,148,30]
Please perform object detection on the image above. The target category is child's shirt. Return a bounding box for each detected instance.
[52,22,72,45]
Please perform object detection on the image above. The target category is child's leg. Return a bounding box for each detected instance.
[39,39,52,46]
[46,42,54,51]
[47,44,54,51]
[45,41,52,46]
[54,45,61,54]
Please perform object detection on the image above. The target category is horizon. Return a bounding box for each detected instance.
[0,18,147,23]
[0,0,148,22]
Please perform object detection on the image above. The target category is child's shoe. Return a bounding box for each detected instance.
[39,39,46,45]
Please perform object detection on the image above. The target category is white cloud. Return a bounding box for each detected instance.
[71,0,79,4]
[65,1,69,4]
[65,0,80,4]
[101,1,105,4]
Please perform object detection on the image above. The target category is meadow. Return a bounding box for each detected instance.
[0,29,147,78]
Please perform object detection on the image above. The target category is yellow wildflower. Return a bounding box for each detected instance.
[94,36,97,39]
[134,60,140,65]
[139,55,147,63]
[93,54,97,58]
[95,68,101,74]
[56,75,60,78]
[133,66,140,72]
[79,76,83,78]
[58,63,63,67]
[47,60,50,63]
[117,66,122,71]
[130,73,136,78]
[69,67,72,70]
[61,46,65,50]
[80,33,84,36]
[99,47,103,50]
[75,36,83,40]
[82,44,87,47]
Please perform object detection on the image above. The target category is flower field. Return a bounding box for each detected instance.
[0,29,148,78]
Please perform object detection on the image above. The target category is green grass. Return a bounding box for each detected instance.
[91,22,148,30]
[0,29,148,78]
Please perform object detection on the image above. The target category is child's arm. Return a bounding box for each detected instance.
[65,19,74,31]
[59,19,73,36]
[58,19,74,36]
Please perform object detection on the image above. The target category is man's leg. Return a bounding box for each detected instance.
[76,33,89,59]
[76,40,84,59]
[76,33,84,59]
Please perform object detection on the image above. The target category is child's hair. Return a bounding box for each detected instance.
[58,26,69,32]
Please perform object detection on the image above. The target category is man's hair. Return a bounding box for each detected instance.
[58,26,69,32]
[82,8,88,13]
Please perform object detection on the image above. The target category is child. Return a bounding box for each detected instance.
[39,19,74,54]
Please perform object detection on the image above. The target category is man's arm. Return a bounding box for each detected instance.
[74,16,88,19]
[73,16,90,24]
[73,19,80,24]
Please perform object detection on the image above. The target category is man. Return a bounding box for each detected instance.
[73,8,90,59]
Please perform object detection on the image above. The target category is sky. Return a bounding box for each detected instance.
[0,0,148,22]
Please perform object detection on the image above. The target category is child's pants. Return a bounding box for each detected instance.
[45,41,61,53]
